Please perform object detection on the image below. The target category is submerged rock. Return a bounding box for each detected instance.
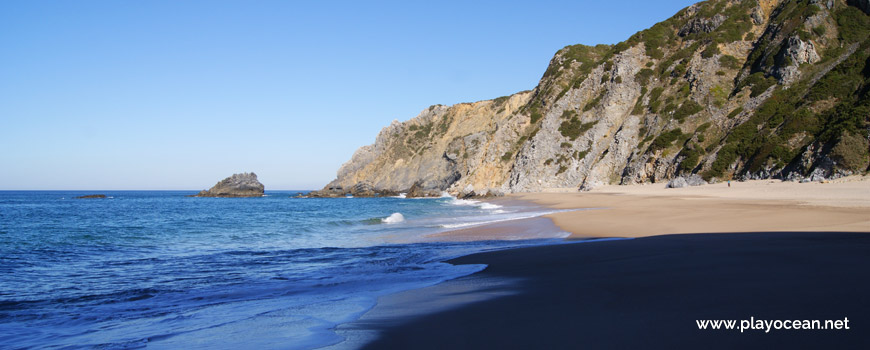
[194,172,264,197]
[306,183,400,198]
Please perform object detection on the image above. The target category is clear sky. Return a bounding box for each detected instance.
[0,0,697,190]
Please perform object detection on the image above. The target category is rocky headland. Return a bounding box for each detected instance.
[194,172,265,197]
[311,0,870,198]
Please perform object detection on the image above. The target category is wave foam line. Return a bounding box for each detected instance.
[438,211,565,229]
[446,197,503,210]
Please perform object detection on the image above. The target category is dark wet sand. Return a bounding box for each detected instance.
[359,232,870,349]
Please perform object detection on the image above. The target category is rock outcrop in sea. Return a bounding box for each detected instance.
[75,194,107,199]
[311,0,870,197]
[195,172,265,197]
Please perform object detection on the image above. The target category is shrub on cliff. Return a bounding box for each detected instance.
[559,117,596,140]
[650,129,684,151]
[830,131,870,172]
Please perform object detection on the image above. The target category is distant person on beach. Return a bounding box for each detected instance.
[727,180,731,188]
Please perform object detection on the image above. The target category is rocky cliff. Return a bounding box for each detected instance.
[312,0,870,197]
[195,172,265,197]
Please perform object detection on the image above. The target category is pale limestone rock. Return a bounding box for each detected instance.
[311,0,854,196]
[775,36,821,84]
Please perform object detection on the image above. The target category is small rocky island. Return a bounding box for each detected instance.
[194,172,265,197]
[75,194,107,199]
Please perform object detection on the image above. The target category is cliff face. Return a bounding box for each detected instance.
[318,93,533,197]
[313,0,870,197]
[195,172,265,197]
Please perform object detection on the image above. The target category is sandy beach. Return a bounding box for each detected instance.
[514,176,870,238]
[342,176,870,349]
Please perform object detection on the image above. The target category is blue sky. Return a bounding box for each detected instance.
[0,0,697,190]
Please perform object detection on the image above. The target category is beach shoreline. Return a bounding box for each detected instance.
[334,176,870,349]
[512,175,870,239]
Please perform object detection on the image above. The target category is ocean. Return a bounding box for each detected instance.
[0,191,569,349]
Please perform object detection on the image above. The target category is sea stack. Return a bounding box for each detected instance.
[195,172,265,197]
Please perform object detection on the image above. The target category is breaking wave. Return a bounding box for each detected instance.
[382,212,405,224]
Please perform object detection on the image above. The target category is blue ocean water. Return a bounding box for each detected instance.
[0,191,567,349]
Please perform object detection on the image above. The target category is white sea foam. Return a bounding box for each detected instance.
[479,202,502,210]
[451,200,477,206]
[382,212,405,224]
[447,197,502,210]
[438,212,557,229]
[440,215,540,228]
[391,193,407,199]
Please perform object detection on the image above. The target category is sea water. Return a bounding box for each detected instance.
[0,191,568,349]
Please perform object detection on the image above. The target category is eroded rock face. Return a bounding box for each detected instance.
[195,173,264,197]
[666,174,708,188]
[679,14,726,37]
[774,36,821,84]
[312,93,532,197]
[313,0,868,196]
[406,182,442,198]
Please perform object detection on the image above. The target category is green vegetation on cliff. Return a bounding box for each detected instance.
[559,117,597,140]
[320,0,870,197]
